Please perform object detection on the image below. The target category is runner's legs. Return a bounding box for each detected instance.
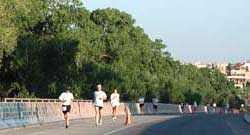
[95,106,100,125]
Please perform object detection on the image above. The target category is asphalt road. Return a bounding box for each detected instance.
[115,114,250,135]
[0,114,249,135]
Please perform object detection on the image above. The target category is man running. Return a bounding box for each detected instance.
[152,97,159,113]
[138,97,145,113]
[110,89,120,120]
[94,84,107,126]
[212,102,217,112]
[225,103,230,114]
[193,101,198,113]
[59,86,74,129]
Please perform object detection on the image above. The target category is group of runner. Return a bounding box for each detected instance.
[58,84,120,128]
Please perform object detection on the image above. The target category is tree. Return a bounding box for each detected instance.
[0,1,238,105]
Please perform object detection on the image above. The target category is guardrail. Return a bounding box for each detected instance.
[0,98,234,130]
[2,98,92,103]
[0,101,185,129]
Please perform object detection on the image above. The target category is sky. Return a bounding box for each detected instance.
[83,0,250,63]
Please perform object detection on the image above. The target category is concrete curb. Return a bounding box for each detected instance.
[244,114,250,124]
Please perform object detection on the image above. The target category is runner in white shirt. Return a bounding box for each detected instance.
[110,89,120,120]
[212,102,217,112]
[94,84,107,126]
[138,97,145,113]
[59,86,74,128]
[193,101,198,113]
[152,97,159,113]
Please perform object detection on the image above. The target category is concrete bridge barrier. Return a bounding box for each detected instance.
[0,101,214,130]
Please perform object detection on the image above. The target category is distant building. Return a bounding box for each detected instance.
[191,61,250,89]
[227,62,250,89]
[214,64,228,75]
[192,62,211,69]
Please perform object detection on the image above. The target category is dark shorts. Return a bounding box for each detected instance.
[139,104,144,108]
[95,105,104,110]
[62,105,71,114]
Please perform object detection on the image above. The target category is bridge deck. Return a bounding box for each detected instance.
[0,114,249,135]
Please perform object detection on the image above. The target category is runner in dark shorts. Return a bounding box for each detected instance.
[152,97,159,113]
[138,97,145,113]
[62,105,71,114]
[59,87,74,129]
[139,103,144,108]
[94,84,107,126]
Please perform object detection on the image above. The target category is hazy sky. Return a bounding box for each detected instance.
[83,0,250,63]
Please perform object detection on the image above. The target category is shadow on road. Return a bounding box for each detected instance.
[139,114,250,135]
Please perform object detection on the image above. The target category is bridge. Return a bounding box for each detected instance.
[1,114,249,135]
[0,99,250,135]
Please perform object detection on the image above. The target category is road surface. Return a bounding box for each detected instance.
[0,114,249,135]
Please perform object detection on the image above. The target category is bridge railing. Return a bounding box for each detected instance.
[2,98,92,103]
[0,98,227,130]
[243,105,250,112]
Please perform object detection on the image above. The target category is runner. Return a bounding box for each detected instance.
[152,97,159,113]
[110,89,120,121]
[138,97,145,113]
[225,103,230,114]
[193,101,197,113]
[240,103,245,112]
[212,102,217,112]
[181,102,185,113]
[206,103,211,112]
[93,84,107,126]
[59,86,74,129]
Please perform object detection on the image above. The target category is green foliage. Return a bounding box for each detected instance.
[0,0,238,106]
[17,89,36,98]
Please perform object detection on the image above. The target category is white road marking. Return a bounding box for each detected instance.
[104,116,179,135]
[0,116,179,135]
[26,127,65,135]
